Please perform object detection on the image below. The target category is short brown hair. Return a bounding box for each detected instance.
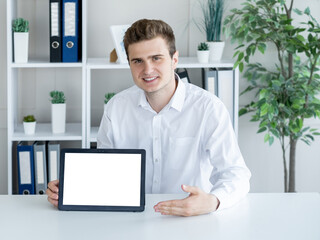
[123,19,176,59]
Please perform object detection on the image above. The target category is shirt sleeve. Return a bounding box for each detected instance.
[97,103,114,149]
[204,98,251,211]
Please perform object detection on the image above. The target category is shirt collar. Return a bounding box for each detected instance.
[138,73,186,112]
[169,73,186,112]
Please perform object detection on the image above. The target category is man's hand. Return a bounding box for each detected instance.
[46,179,59,208]
[153,184,220,217]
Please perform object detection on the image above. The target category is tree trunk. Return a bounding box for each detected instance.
[288,137,297,192]
[281,136,288,192]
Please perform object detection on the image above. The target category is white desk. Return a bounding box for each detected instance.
[1,193,319,240]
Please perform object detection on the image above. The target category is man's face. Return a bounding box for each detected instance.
[127,37,178,95]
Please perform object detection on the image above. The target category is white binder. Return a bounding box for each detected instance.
[33,142,48,195]
[48,142,60,182]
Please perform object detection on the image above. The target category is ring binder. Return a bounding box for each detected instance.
[50,0,62,62]
[17,142,35,195]
[62,0,79,62]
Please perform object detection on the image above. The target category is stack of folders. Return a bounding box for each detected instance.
[16,141,60,195]
[49,0,82,62]
[202,68,234,125]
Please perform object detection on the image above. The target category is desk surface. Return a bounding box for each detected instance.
[0,193,319,240]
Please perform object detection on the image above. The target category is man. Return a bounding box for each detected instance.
[47,19,251,217]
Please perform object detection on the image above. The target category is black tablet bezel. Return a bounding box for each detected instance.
[58,148,146,212]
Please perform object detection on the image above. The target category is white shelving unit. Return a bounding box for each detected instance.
[6,0,87,194]
[6,0,238,194]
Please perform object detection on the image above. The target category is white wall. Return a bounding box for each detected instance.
[0,0,319,194]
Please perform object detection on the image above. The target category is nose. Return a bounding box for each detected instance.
[143,61,153,75]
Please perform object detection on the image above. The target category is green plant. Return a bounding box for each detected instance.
[23,115,36,122]
[50,91,66,104]
[12,18,29,32]
[104,93,116,104]
[224,0,320,192]
[196,0,224,42]
[197,42,209,51]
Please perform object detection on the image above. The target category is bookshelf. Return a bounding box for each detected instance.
[6,0,87,194]
[6,0,239,195]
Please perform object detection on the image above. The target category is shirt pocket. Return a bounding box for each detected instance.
[168,137,196,169]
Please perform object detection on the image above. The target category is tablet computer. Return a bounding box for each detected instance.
[58,148,146,212]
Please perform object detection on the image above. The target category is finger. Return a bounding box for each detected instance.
[47,196,59,208]
[181,184,201,195]
[45,187,59,201]
[154,199,191,216]
[48,179,59,193]
[157,205,193,217]
[154,199,185,209]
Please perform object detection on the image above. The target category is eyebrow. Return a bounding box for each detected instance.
[130,54,165,63]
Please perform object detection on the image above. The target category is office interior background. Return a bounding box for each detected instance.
[0,0,319,194]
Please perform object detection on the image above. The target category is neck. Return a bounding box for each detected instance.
[146,77,177,113]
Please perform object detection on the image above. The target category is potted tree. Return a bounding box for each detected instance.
[23,115,36,135]
[50,90,66,134]
[12,18,29,63]
[197,42,210,63]
[224,0,320,192]
[197,0,225,61]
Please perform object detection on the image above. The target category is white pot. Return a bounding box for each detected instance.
[14,32,29,63]
[51,103,66,134]
[207,41,225,62]
[23,121,36,135]
[197,50,210,63]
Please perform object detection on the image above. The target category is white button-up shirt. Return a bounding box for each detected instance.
[97,77,251,210]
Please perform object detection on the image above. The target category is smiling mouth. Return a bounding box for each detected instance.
[143,76,158,82]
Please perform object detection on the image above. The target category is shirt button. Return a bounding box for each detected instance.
[154,137,158,141]
[155,158,159,163]
[154,179,158,184]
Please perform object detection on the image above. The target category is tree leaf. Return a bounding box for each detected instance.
[258,43,266,54]
[257,126,267,133]
[269,136,274,145]
[304,7,310,15]
[239,108,248,116]
[239,62,244,72]
[264,133,270,143]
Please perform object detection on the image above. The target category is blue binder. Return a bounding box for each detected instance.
[62,0,79,62]
[17,142,35,195]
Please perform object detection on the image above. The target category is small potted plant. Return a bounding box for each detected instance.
[50,90,66,134]
[12,18,29,63]
[197,42,210,63]
[104,93,116,110]
[23,115,36,135]
[196,0,225,61]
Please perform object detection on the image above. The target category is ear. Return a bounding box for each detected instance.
[172,51,179,70]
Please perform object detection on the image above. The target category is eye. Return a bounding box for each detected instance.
[132,59,142,64]
[153,56,161,61]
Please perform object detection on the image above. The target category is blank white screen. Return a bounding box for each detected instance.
[62,153,141,206]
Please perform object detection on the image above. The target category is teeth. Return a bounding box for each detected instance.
[144,77,157,81]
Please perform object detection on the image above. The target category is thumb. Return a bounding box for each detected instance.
[181,184,201,195]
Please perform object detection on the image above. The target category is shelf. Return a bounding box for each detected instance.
[10,59,84,68]
[177,57,234,68]
[87,58,129,69]
[87,57,234,70]
[12,123,83,141]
